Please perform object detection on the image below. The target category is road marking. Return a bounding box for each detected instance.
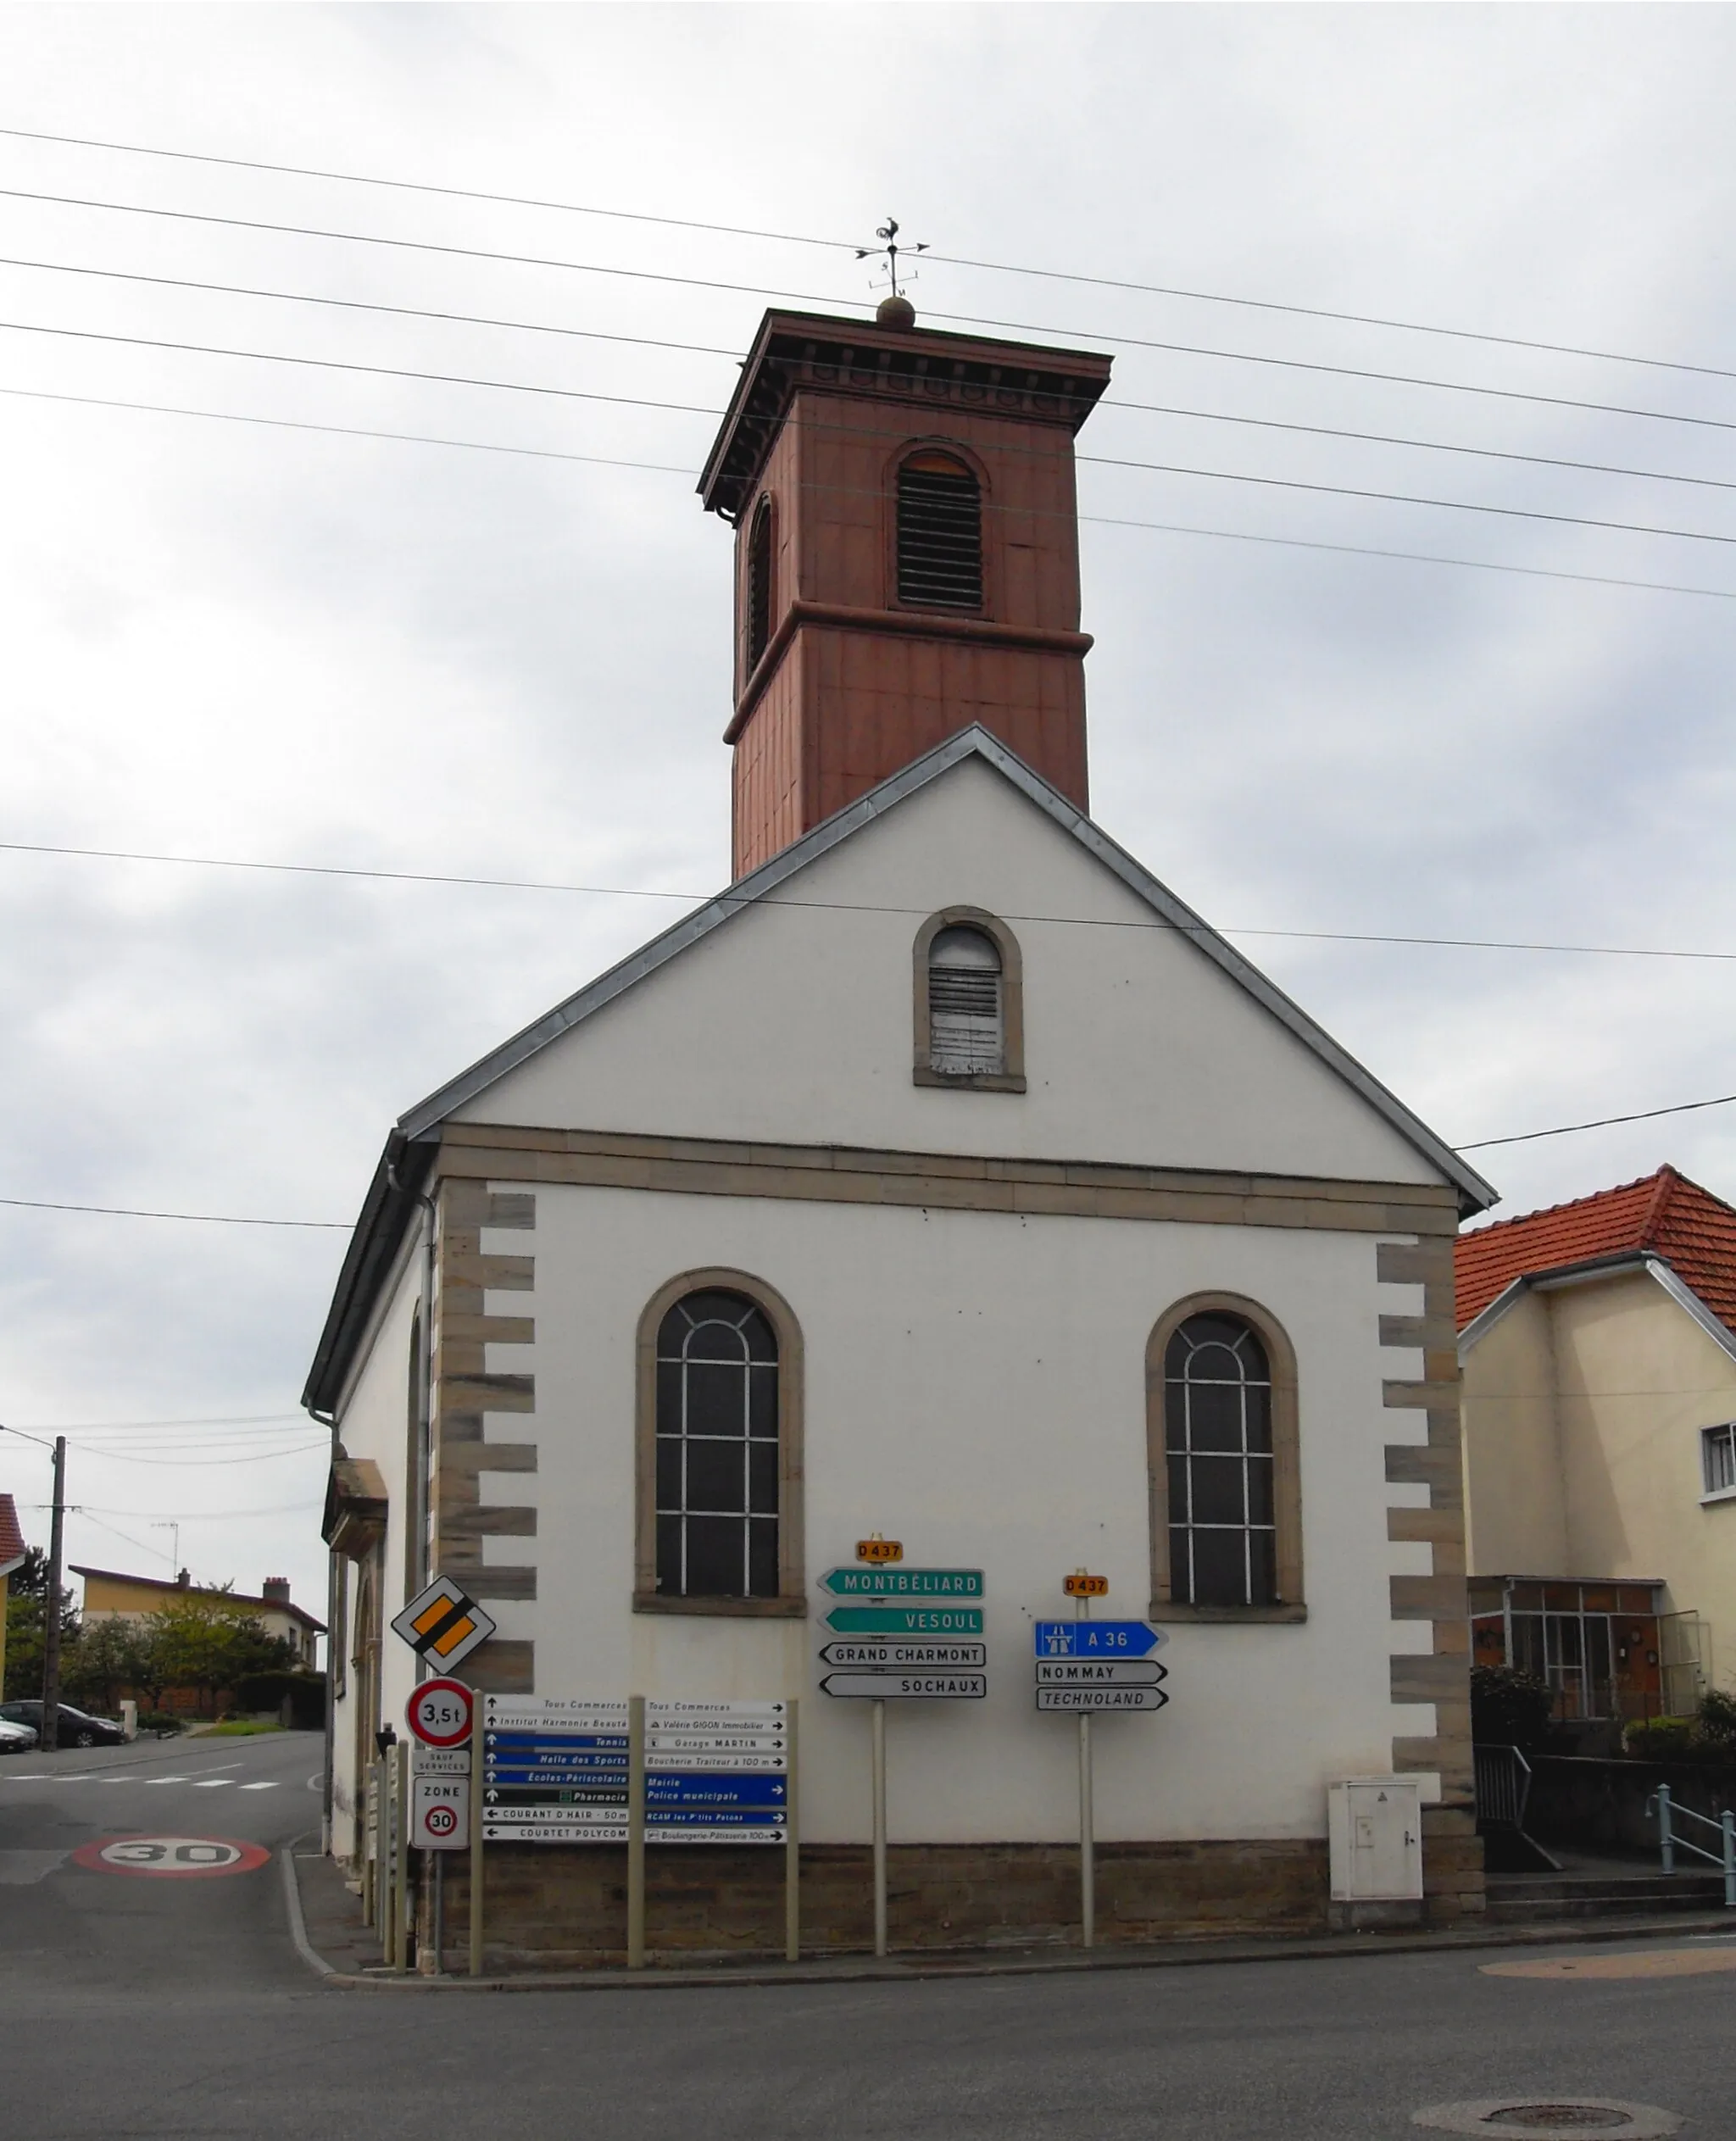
[1483,1947,1736,1980]
[236,1781,279,1791]
[191,1778,234,1788]
[145,1776,192,1784]
[72,1834,271,1879]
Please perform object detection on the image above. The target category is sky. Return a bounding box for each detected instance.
[3,3,1734,1630]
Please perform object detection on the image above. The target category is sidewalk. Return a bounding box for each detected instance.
[281,1846,1736,1994]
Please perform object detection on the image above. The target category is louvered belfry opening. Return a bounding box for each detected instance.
[746,497,773,669]
[897,450,983,610]
[928,925,1004,1075]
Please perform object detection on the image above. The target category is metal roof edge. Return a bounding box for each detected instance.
[1457,1275,1534,1357]
[299,1136,433,1417]
[1644,1256,1736,1369]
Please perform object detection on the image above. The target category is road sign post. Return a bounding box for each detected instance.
[784,1697,799,1964]
[871,1694,887,1960]
[468,1700,485,1977]
[1079,1713,1094,1949]
[627,1694,646,1971]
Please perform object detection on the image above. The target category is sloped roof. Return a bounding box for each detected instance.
[1455,1165,1736,1334]
[0,1493,25,1576]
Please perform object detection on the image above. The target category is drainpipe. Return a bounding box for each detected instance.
[309,1399,338,1855]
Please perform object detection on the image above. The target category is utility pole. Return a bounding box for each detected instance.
[41,1437,65,1752]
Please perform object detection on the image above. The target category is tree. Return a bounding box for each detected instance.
[142,1593,297,1714]
[3,1547,80,1703]
[62,1617,154,1714]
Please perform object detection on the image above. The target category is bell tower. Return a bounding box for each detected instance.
[698,301,1113,878]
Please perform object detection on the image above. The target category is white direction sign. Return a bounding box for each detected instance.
[819,1642,986,1668]
[483,1697,626,1731]
[822,1671,986,1700]
[485,1821,628,1843]
[1035,1685,1169,1712]
[1036,1660,1168,1687]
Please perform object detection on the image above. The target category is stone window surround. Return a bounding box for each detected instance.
[1146,1290,1305,1624]
[634,1265,807,1619]
[911,905,1027,1094]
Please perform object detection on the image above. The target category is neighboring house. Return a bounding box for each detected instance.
[1456,1165,1736,1732]
[74,1566,325,1671]
[0,1494,26,1693]
[307,299,1498,1954]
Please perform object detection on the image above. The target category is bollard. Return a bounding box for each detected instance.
[1655,1784,1675,1876]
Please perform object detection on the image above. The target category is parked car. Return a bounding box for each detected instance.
[0,1716,38,1754]
[0,1700,125,1748]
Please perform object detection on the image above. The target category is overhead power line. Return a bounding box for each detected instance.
[6,121,1734,387]
[8,318,1736,551]
[8,384,1735,605]
[5,835,1736,961]
[10,186,1736,442]
[9,255,1736,501]
[9,1085,1736,1236]
[1457,1091,1736,1150]
[0,1195,347,1228]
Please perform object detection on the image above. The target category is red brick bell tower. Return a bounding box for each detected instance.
[698,303,1113,878]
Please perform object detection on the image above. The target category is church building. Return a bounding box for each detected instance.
[307,295,1496,1963]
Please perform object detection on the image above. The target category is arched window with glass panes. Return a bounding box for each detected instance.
[654,1287,781,1599]
[1163,1311,1277,1609]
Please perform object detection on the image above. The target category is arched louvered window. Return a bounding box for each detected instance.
[1164,1313,1277,1609]
[746,497,773,670]
[654,1288,780,1599]
[897,450,982,611]
[928,926,1003,1076]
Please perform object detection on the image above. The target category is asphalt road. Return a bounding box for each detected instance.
[3,1738,1732,2140]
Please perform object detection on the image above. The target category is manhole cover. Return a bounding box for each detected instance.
[1414,2101,1682,2139]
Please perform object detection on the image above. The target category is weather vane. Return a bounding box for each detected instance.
[855,216,928,299]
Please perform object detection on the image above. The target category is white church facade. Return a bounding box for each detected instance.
[308,302,1494,1962]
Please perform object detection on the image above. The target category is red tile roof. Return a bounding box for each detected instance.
[1455,1165,1736,1334]
[0,1493,25,1573]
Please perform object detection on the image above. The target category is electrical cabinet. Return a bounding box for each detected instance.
[1327,1777,1423,1900]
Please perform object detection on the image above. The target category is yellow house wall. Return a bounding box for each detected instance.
[1463,1269,1736,1690]
[1462,1288,1568,1577]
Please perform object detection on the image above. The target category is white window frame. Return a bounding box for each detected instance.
[1700,1421,1736,1504]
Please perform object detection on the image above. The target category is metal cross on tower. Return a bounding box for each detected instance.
[855,216,928,298]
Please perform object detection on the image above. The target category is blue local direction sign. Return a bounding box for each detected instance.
[826,1604,984,1636]
[821,1567,983,1598]
[1033,1621,1166,1658]
[646,1774,787,1807]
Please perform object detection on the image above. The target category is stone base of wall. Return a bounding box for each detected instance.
[1422,1806,1487,1926]
[434,1838,1333,1971]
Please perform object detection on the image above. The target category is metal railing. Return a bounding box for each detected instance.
[1646,1785,1736,1907]
[1474,1743,1533,1830]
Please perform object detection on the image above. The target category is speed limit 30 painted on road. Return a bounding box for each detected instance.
[72,1835,272,1878]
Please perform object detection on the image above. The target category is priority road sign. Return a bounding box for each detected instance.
[405,1677,474,1748]
[826,1604,984,1635]
[1033,1620,1165,1658]
[821,1671,986,1700]
[1035,1660,1168,1687]
[818,1642,987,1668]
[821,1567,983,1598]
[1035,1685,1168,1712]
[391,1577,497,1672]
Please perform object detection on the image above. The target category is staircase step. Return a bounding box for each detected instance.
[1486,1875,1729,1923]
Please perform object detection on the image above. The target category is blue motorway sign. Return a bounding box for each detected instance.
[1033,1620,1166,1658]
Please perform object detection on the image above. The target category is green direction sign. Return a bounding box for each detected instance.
[821,1567,983,1599]
[826,1604,985,1636]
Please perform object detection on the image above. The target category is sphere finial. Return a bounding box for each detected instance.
[876,292,916,330]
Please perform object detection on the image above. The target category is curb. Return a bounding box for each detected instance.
[277,1851,1736,1994]
[280,1834,336,1980]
